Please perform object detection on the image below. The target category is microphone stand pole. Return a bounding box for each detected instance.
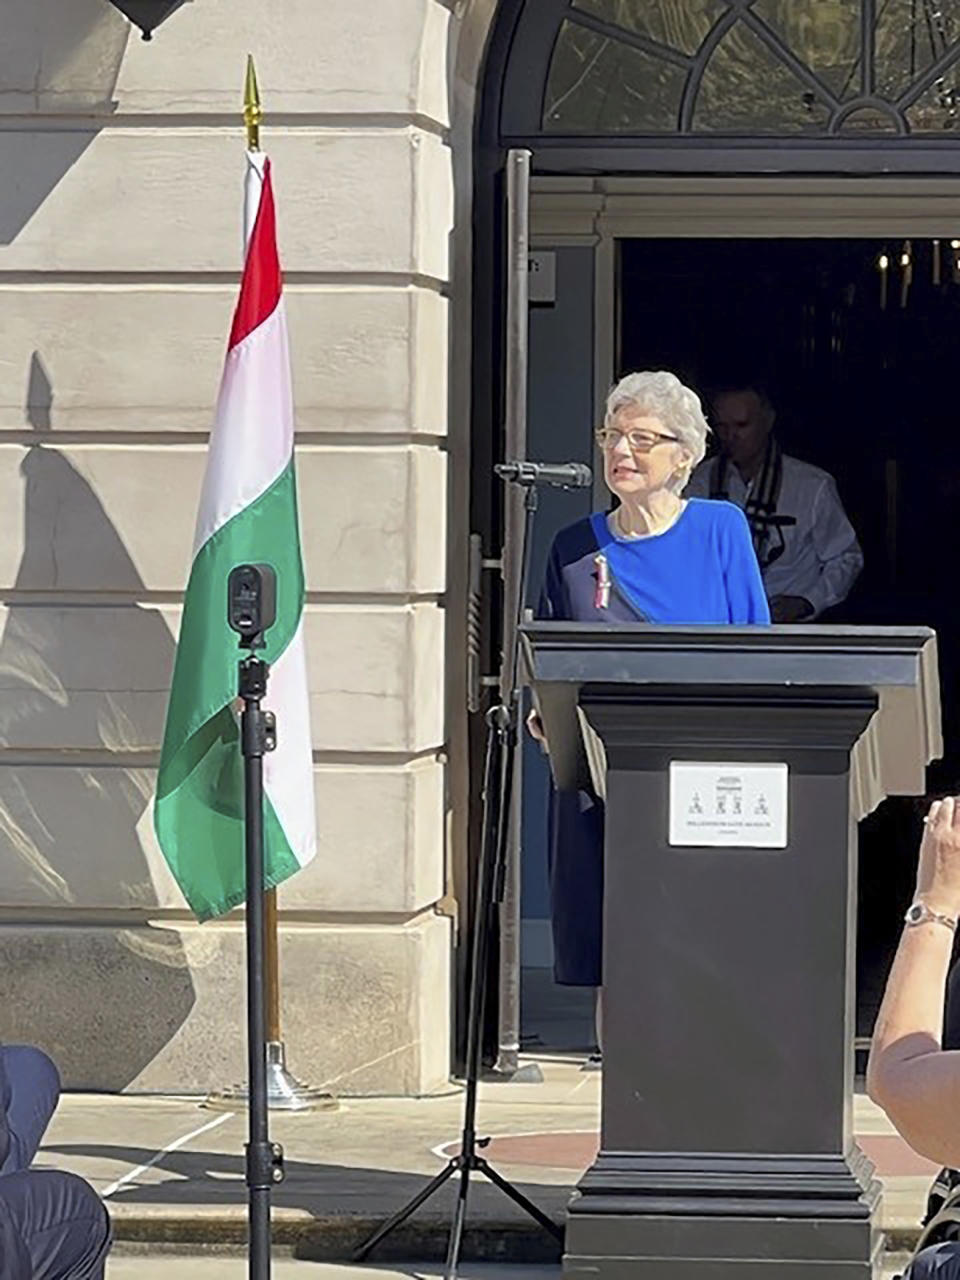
[353,477,561,1279]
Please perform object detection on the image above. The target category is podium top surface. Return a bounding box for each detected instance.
[521,622,936,690]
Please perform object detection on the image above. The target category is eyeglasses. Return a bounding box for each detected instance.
[595,427,681,452]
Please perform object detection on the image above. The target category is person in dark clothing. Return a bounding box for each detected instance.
[0,1046,110,1279]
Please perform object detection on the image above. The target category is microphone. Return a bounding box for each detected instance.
[495,460,593,489]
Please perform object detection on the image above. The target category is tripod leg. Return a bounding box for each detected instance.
[444,1159,472,1280]
[476,1156,564,1242]
[352,1158,458,1262]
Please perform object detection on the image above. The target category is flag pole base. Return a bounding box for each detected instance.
[204,1041,339,1113]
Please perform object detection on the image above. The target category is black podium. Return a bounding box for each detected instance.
[522,624,942,1280]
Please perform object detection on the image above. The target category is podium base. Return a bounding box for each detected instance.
[204,1041,339,1113]
[565,1149,883,1277]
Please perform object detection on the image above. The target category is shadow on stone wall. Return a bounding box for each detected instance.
[26,353,53,433]
[0,0,128,243]
[0,926,196,1092]
[0,398,196,1088]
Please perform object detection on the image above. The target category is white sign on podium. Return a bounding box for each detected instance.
[668,762,789,849]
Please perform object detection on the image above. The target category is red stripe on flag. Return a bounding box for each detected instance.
[229,158,282,350]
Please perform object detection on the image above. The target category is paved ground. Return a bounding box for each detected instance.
[106,1261,564,1278]
[35,1049,935,1270]
[34,975,938,1271]
[104,1253,916,1277]
[42,1056,586,1261]
[102,1257,917,1278]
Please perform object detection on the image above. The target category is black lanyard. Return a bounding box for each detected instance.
[710,442,795,569]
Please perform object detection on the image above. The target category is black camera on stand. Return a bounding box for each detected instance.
[228,564,277,650]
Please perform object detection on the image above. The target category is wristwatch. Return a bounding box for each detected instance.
[905,901,958,933]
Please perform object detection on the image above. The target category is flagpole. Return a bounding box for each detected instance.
[206,57,334,1114]
[244,54,281,1046]
[245,56,335,1112]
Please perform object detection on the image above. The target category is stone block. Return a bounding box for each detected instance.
[0,286,448,435]
[0,130,451,278]
[0,912,452,1094]
[415,0,454,130]
[410,283,450,440]
[280,757,445,913]
[412,133,455,285]
[0,443,202,597]
[0,1,129,115]
[0,604,175,752]
[0,600,444,754]
[0,0,451,121]
[0,441,445,594]
[0,754,445,915]
[306,603,445,752]
[295,445,447,594]
[0,763,173,912]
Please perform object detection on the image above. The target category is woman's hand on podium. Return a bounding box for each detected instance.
[916,796,960,919]
[526,707,546,744]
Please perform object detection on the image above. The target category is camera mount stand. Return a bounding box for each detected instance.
[227,563,285,1280]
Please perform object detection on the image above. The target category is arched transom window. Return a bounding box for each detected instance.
[539,1,960,135]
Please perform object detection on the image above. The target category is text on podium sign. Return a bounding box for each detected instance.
[668,762,789,849]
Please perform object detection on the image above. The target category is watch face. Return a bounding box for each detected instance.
[907,904,925,924]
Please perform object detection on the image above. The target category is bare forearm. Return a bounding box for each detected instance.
[867,923,960,1160]
[867,798,960,1163]
[871,924,952,1058]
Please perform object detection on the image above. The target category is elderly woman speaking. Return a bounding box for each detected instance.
[532,370,769,1010]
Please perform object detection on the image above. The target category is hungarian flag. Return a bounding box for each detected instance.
[154,155,316,920]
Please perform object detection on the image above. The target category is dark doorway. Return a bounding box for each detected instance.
[619,236,959,1041]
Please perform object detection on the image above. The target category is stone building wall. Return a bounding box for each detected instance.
[0,0,492,1095]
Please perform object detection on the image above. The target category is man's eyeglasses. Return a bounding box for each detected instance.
[595,427,680,453]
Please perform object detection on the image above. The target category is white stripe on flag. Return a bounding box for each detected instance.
[264,619,316,867]
[194,302,294,553]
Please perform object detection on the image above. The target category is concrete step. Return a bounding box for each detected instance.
[108,1212,565,1265]
[107,1203,923,1264]
[105,1248,915,1279]
[107,1251,563,1279]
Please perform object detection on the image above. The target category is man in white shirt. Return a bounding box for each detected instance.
[687,381,864,622]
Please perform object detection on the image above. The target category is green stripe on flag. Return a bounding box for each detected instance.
[155,461,304,921]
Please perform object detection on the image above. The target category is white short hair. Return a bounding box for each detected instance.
[604,371,711,473]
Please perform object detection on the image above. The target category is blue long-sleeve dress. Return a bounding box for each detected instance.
[538,498,770,986]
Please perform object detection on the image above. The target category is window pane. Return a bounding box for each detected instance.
[544,20,687,132]
[571,0,726,55]
[693,22,832,132]
[875,0,960,99]
[905,76,960,131]
[754,0,863,100]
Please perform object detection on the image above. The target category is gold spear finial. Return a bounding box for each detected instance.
[244,54,262,152]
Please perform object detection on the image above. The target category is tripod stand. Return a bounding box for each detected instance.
[229,563,285,1280]
[354,479,563,1278]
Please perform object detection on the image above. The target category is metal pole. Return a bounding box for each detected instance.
[351,483,562,1269]
[494,148,538,1081]
[260,893,336,1110]
[264,890,281,1042]
[241,660,275,1280]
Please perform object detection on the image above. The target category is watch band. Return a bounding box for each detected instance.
[905,901,958,933]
